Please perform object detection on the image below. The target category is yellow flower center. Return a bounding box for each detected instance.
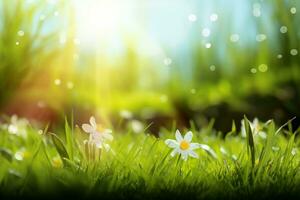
[180,140,190,150]
[97,125,105,133]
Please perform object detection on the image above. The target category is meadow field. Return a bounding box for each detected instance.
[0,0,300,199]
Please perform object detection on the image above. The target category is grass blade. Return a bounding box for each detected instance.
[49,132,69,161]
[0,147,13,162]
[244,115,255,167]
[65,117,74,161]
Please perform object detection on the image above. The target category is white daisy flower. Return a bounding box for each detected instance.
[165,130,200,161]
[241,118,267,139]
[82,116,113,151]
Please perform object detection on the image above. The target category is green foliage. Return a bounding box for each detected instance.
[0,118,300,198]
[0,0,67,107]
[244,115,255,167]
[65,117,74,161]
[49,132,69,161]
[0,147,13,162]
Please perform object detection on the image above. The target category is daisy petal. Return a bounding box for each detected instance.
[184,131,193,142]
[90,116,97,129]
[103,133,113,141]
[95,141,103,149]
[181,152,188,161]
[190,143,200,150]
[82,124,94,133]
[188,150,199,159]
[91,131,101,140]
[104,129,112,134]
[175,130,183,142]
[165,139,178,148]
[103,143,110,152]
[170,149,178,157]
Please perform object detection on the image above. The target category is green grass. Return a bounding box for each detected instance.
[0,116,300,199]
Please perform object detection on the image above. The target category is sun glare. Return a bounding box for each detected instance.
[75,0,122,46]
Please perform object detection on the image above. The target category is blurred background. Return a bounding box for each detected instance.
[0,0,299,133]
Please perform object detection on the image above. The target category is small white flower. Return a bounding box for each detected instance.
[7,115,28,138]
[82,116,113,151]
[14,148,29,161]
[241,118,266,139]
[165,130,200,161]
[131,120,144,134]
